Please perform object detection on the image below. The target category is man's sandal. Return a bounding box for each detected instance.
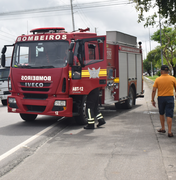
[157,129,166,133]
[168,133,174,137]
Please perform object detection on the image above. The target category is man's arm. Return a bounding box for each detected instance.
[174,79,176,99]
[151,87,157,107]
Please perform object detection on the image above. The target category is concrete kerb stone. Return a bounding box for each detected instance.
[143,76,176,116]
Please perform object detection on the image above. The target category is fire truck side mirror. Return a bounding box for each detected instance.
[1,54,5,67]
[1,46,7,67]
[1,46,7,54]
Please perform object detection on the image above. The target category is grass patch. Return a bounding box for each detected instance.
[147,75,159,81]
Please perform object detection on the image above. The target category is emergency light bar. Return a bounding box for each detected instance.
[30,27,65,34]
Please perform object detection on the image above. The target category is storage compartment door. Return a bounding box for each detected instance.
[136,54,142,93]
[128,54,136,80]
[119,52,128,100]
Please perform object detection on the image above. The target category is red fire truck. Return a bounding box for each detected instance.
[1,27,144,124]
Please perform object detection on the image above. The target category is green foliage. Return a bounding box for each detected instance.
[143,46,163,75]
[151,27,176,46]
[143,59,151,72]
[131,0,176,26]
[151,27,176,72]
[147,75,159,81]
[156,70,161,76]
[146,47,162,68]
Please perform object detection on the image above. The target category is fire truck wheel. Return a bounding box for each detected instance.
[125,87,134,109]
[20,113,38,122]
[74,96,88,125]
[1,100,7,106]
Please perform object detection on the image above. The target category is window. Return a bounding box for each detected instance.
[84,40,104,66]
[88,45,95,60]
[12,41,69,68]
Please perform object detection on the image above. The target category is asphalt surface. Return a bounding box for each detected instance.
[1,79,176,180]
[0,112,61,156]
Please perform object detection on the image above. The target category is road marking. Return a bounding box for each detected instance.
[0,121,60,162]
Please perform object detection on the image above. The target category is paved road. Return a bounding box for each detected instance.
[0,107,60,156]
[0,105,70,177]
[1,80,176,180]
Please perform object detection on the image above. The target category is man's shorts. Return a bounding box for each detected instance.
[158,96,174,118]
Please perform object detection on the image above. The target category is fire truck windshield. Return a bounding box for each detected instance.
[12,41,69,68]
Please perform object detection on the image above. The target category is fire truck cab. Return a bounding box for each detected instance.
[1,27,107,124]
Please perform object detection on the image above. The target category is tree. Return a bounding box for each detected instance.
[143,47,161,75]
[147,47,161,66]
[131,0,176,26]
[151,27,176,76]
[143,58,151,75]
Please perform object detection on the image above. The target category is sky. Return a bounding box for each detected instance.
[0,0,161,59]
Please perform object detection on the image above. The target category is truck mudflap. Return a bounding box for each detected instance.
[7,96,73,117]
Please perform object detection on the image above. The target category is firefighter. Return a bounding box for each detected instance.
[84,88,106,129]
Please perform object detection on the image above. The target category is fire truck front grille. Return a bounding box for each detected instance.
[20,82,51,92]
[23,93,48,100]
[20,82,51,87]
[26,105,46,112]
[21,87,49,92]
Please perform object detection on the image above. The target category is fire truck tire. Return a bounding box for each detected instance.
[1,100,7,106]
[20,113,37,121]
[125,87,134,109]
[74,96,88,125]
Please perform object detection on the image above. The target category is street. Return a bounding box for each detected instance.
[0,80,176,180]
[0,110,61,156]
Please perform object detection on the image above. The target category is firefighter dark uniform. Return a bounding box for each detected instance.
[84,88,106,129]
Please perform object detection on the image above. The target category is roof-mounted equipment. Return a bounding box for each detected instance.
[30,27,65,34]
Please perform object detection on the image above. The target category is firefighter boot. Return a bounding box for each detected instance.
[84,124,95,129]
[97,118,106,127]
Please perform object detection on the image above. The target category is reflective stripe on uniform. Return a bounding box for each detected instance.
[96,113,103,120]
[88,120,95,124]
[88,108,95,124]
[88,108,94,120]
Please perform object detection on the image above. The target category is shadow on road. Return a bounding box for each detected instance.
[0,103,143,137]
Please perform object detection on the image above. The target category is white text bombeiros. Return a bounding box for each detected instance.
[21,75,51,81]
[17,34,67,42]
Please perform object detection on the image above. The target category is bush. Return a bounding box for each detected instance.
[156,70,161,76]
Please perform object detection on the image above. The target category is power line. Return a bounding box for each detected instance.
[0,37,15,43]
[75,0,95,30]
[0,0,133,19]
[0,11,70,20]
[0,30,15,37]
[0,33,15,41]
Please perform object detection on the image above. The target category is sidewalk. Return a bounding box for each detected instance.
[1,80,176,180]
[144,76,176,179]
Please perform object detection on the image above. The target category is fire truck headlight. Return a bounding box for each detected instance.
[8,98,16,104]
[54,100,66,106]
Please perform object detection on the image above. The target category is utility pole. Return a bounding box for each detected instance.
[149,28,151,51]
[149,28,153,76]
[27,21,28,35]
[151,62,153,77]
[159,15,163,65]
[95,27,97,34]
[70,0,75,31]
